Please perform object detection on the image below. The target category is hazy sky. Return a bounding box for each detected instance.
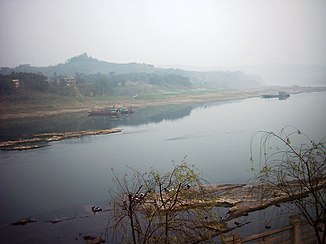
[1,0,326,67]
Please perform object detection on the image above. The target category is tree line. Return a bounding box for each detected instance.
[0,71,191,97]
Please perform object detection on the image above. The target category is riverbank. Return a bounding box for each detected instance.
[0,182,313,243]
[1,91,324,243]
[0,128,122,151]
[1,86,325,120]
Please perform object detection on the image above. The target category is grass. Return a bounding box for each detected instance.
[7,85,321,119]
[135,89,216,100]
[89,95,130,101]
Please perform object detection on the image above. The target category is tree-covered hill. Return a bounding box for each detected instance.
[0,53,262,97]
[0,53,157,77]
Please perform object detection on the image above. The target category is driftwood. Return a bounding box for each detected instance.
[11,218,37,226]
[140,182,325,222]
[0,128,122,151]
[8,181,322,244]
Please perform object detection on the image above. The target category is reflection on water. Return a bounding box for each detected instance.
[0,99,240,142]
[0,103,198,141]
[0,92,325,227]
[0,113,114,141]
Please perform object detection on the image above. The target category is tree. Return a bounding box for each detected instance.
[15,72,48,91]
[107,160,228,243]
[0,74,15,95]
[0,72,49,96]
[250,127,326,244]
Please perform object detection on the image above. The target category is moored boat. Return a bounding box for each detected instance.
[89,106,120,116]
[88,106,133,116]
[120,106,134,114]
[261,91,290,99]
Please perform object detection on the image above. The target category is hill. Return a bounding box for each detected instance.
[9,53,157,76]
[169,63,326,86]
[236,64,326,86]
[0,53,262,91]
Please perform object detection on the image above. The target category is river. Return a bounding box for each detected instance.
[0,92,325,225]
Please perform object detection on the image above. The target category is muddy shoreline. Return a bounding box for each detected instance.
[0,129,122,151]
[1,182,311,243]
[1,86,325,120]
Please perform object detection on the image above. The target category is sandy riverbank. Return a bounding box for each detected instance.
[1,86,325,120]
[0,128,123,151]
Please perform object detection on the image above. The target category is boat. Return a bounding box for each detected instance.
[261,91,290,99]
[120,106,134,114]
[89,106,120,116]
[88,106,133,116]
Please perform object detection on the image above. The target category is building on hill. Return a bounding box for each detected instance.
[12,79,20,88]
[64,77,76,87]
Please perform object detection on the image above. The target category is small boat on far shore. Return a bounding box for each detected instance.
[261,91,290,100]
[88,105,133,116]
[119,106,133,114]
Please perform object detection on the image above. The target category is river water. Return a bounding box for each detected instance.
[0,92,325,225]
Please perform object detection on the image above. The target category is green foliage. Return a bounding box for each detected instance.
[0,54,263,100]
[250,127,326,244]
[1,54,261,92]
[0,74,15,95]
[109,160,221,243]
[75,73,114,96]
[0,72,48,95]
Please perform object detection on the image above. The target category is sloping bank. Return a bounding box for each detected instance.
[0,128,122,151]
[1,86,325,120]
[5,181,318,243]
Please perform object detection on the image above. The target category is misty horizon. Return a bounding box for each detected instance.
[1,51,325,73]
[4,52,326,70]
[1,0,326,68]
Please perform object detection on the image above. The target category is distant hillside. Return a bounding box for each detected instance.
[185,71,261,89]
[1,53,157,76]
[0,53,262,90]
[237,64,326,86]
[160,63,326,86]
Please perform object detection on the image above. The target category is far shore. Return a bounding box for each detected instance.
[1,86,325,120]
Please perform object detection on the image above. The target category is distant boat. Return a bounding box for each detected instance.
[261,91,290,99]
[119,106,134,114]
[88,106,133,116]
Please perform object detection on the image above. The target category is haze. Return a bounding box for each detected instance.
[1,0,326,68]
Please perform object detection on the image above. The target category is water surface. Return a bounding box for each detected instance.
[0,92,325,224]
